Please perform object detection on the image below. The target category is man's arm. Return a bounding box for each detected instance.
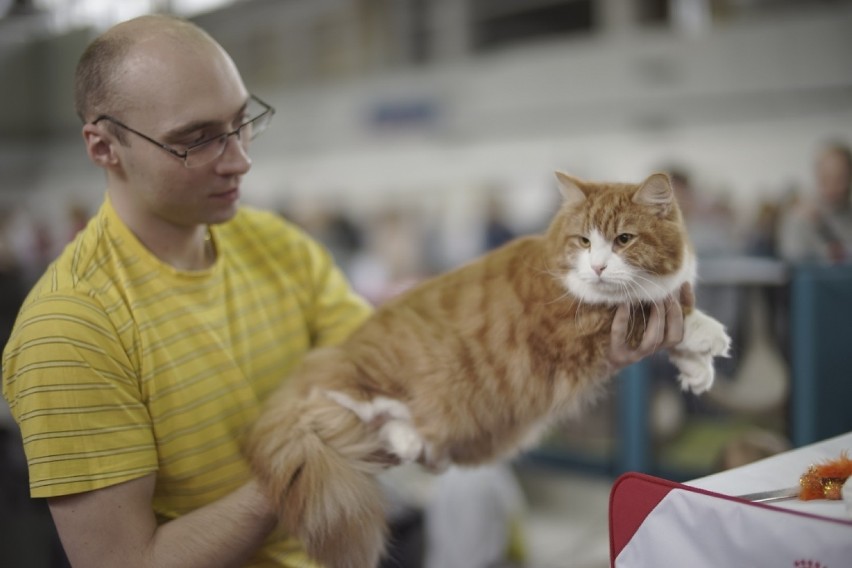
[48,473,277,568]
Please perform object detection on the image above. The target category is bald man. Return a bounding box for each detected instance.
[2,14,683,568]
[3,15,374,567]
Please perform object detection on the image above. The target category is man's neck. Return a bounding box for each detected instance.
[108,193,215,271]
[149,225,215,271]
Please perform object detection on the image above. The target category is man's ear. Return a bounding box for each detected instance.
[81,123,120,168]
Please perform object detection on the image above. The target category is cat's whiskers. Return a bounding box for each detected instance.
[568,289,595,333]
[626,280,666,346]
[619,281,645,340]
[531,261,587,327]
[627,279,671,351]
[535,261,566,285]
[628,278,670,316]
[547,288,577,307]
[532,261,562,280]
[630,272,670,300]
[537,261,581,309]
[531,261,593,333]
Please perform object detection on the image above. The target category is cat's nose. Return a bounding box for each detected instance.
[592,264,607,276]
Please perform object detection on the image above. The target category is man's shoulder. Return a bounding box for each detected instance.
[18,273,111,328]
[20,207,129,320]
[223,206,324,258]
[228,206,303,238]
[27,249,98,303]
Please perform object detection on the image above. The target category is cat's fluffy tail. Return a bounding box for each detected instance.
[245,374,388,568]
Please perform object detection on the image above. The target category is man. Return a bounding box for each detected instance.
[778,140,852,264]
[2,14,683,568]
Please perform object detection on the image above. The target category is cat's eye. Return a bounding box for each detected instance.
[578,236,591,248]
[616,233,634,245]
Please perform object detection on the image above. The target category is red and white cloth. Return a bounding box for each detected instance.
[610,472,852,567]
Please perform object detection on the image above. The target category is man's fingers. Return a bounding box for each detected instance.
[679,282,695,311]
[610,303,630,346]
[608,304,638,367]
[663,296,685,348]
[609,295,687,370]
[638,302,665,355]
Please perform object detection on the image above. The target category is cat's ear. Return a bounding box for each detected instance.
[633,173,674,215]
[554,171,587,207]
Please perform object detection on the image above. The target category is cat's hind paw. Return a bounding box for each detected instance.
[380,420,424,464]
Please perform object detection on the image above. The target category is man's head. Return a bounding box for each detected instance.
[74,15,226,127]
[814,141,852,209]
[76,14,260,230]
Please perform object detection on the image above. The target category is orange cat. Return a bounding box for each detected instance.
[244,172,731,568]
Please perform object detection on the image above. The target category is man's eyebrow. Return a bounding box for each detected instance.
[163,100,251,141]
[163,119,219,141]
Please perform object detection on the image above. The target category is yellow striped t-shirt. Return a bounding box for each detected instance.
[2,196,372,567]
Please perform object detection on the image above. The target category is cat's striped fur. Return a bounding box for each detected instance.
[244,172,731,568]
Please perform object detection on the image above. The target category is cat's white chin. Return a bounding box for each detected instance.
[564,270,693,305]
[564,246,696,305]
[564,276,630,304]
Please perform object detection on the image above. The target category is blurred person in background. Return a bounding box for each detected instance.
[1,13,683,568]
[778,140,852,264]
[482,193,517,252]
[0,211,28,349]
[668,166,739,257]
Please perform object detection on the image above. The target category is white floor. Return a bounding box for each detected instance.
[518,465,612,568]
[383,462,613,568]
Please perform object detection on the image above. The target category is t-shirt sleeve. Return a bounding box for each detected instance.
[2,292,157,498]
[301,237,373,347]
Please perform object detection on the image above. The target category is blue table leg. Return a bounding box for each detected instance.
[791,269,817,447]
[616,360,650,474]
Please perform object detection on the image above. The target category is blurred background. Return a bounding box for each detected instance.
[1,1,852,567]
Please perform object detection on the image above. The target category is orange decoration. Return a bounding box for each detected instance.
[798,451,852,501]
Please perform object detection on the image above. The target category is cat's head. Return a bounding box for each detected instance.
[546,172,695,305]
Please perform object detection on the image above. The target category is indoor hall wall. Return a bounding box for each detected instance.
[1,3,850,259]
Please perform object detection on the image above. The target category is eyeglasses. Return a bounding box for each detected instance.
[91,94,275,168]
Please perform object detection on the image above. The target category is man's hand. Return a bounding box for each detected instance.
[608,292,685,369]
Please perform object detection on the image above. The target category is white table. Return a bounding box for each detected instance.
[687,430,852,521]
[610,432,852,567]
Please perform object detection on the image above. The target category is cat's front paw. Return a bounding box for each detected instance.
[679,311,731,358]
[670,350,715,394]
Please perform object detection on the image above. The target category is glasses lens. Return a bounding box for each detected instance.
[183,97,274,168]
[247,110,272,141]
[185,136,228,168]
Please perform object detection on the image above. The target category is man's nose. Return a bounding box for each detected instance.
[216,134,252,174]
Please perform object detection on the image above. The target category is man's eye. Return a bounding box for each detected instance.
[173,130,212,148]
